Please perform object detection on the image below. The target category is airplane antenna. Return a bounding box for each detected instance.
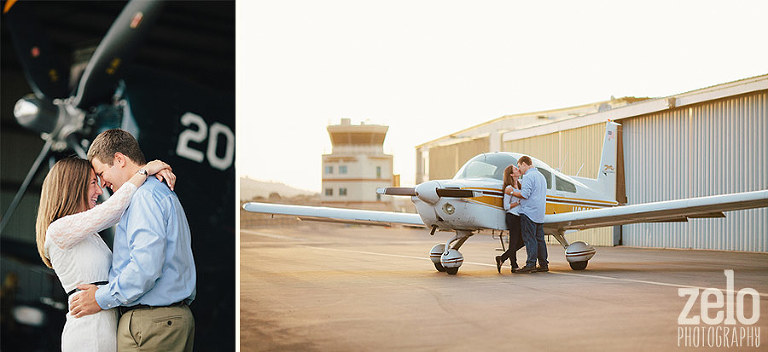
[575,163,585,176]
[558,153,568,172]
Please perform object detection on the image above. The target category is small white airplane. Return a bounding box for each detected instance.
[244,121,768,275]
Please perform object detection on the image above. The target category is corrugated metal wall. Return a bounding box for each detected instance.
[422,88,766,251]
[428,137,489,180]
[504,124,614,246]
[504,132,560,168]
[503,124,606,177]
[622,91,767,252]
[560,124,606,178]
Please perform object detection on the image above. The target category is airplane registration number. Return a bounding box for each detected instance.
[176,112,234,171]
[572,206,593,212]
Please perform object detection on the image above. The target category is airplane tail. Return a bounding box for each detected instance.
[596,121,620,201]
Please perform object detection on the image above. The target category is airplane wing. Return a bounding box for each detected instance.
[544,190,768,232]
[242,202,425,227]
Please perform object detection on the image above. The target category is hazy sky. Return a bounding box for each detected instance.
[237,0,767,192]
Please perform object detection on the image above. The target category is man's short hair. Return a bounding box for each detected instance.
[87,129,147,165]
[518,155,533,166]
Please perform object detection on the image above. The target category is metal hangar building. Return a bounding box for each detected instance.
[415,75,767,251]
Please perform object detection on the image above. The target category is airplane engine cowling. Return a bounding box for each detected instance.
[565,241,596,263]
[429,244,445,265]
[415,181,441,204]
[440,249,464,269]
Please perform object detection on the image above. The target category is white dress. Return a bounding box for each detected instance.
[44,183,137,352]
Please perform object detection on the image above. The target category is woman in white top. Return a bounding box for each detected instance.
[35,157,174,352]
[495,164,525,273]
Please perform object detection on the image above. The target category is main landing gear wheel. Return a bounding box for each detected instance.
[569,261,588,270]
[434,263,447,272]
[564,241,595,271]
[445,267,459,275]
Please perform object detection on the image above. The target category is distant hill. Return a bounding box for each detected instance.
[240,177,317,201]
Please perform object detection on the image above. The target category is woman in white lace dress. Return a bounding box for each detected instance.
[35,157,174,351]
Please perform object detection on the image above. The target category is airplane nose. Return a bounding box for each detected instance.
[415,181,441,204]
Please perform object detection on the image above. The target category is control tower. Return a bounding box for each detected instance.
[321,118,394,210]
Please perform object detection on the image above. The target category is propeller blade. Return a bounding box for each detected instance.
[73,0,164,108]
[377,187,417,196]
[0,138,53,235]
[66,134,88,159]
[436,188,478,198]
[3,1,70,100]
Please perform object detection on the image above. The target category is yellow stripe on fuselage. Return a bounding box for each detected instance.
[546,203,599,214]
[547,194,618,205]
[467,197,503,209]
[463,190,614,215]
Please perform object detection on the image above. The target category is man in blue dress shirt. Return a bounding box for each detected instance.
[70,129,196,351]
[510,155,549,273]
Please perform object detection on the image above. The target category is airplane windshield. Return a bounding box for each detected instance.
[453,153,518,181]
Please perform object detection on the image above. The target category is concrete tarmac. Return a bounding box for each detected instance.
[240,223,768,351]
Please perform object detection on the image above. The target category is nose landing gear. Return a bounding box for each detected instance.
[429,230,473,275]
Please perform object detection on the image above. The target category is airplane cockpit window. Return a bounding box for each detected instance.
[556,175,577,192]
[454,153,518,181]
[537,167,553,189]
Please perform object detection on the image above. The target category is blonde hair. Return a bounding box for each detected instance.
[35,158,92,268]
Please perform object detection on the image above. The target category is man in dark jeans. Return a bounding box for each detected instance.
[510,156,548,273]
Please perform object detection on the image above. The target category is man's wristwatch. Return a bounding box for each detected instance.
[137,169,148,176]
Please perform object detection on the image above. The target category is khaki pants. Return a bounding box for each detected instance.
[117,305,194,352]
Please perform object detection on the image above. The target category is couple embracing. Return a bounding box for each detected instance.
[35,129,196,351]
[495,156,549,274]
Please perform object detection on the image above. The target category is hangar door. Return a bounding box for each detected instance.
[621,91,767,252]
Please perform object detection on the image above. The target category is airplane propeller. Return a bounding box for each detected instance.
[0,0,164,234]
[377,187,417,196]
[435,188,478,198]
[72,0,163,109]
[378,181,480,205]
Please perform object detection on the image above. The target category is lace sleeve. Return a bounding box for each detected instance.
[47,183,138,250]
